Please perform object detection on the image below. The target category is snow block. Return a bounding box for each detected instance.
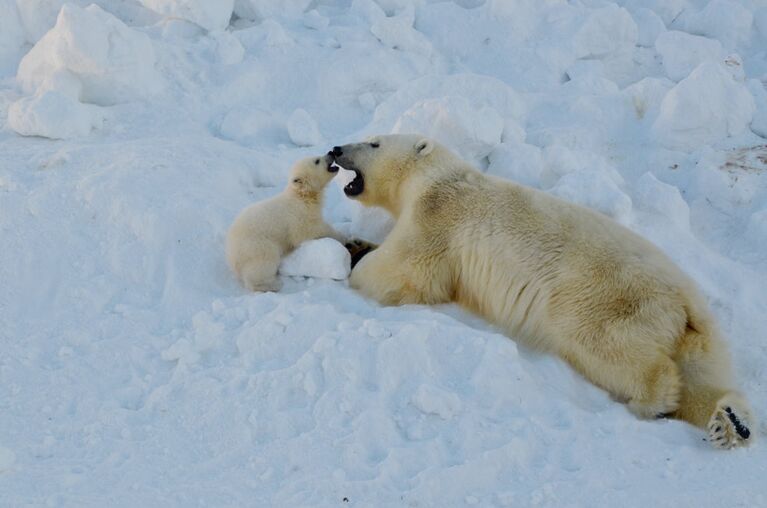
[393,96,504,163]
[655,31,724,82]
[8,90,105,139]
[653,62,755,152]
[573,5,638,59]
[634,172,690,229]
[287,108,323,147]
[0,0,25,75]
[141,0,234,32]
[18,4,162,106]
[549,169,632,225]
[682,0,753,50]
[279,238,351,281]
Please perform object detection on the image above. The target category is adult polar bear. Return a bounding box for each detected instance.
[332,134,753,449]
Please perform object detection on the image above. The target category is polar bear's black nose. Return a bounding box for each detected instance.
[331,146,343,157]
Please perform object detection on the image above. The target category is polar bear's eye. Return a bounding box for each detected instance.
[314,159,320,165]
[370,142,380,148]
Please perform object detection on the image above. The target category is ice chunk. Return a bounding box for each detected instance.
[8,90,105,139]
[633,8,666,48]
[287,108,323,147]
[634,173,690,229]
[487,142,544,188]
[622,0,686,26]
[655,31,724,82]
[573,5,638,59]
[653,62,755,152]
[746,79,767,139]
[18,4,163,106]
[15,0,64,44]
[0,0,25,75]
[393,96,504,163]
[234,0,311,21]
[681,0,753,50]
[279,238,351,281]
[549,170,633,225]
[370,5,432,56]
[141,0,234,31]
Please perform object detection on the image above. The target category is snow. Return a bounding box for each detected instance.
[0,0,25,76]
[392,95,504,163]
[2,0,767,506]
[7,90,105,139]
[653,61,755,152]
[17,4,162,107]
[287,108,323,147]
[279,238,351,281]
[680,0,754,50]
[141,0,234,32]
[655,31,725,82]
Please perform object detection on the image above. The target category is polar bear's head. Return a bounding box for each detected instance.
[288,153,338,199]
[330,134,441,211]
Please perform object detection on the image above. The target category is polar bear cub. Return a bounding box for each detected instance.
[226,153,344,292]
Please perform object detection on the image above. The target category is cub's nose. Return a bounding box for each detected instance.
[331,146,343,157]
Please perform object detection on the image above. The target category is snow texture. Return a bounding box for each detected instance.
[279,238,351,281]
[141,0,234,32]
[2,1,767,506]
[653,62,755,152]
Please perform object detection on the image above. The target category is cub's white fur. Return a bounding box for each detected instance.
[226,154,343,292]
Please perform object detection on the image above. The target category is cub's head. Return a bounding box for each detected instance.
[288,153,338,199]
[330,134,437,211]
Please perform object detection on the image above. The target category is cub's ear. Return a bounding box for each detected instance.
[415,138,434,157]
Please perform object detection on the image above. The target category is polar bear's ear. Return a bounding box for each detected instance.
[415,139,434,157]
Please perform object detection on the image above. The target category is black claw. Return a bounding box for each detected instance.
[724,409,751,440]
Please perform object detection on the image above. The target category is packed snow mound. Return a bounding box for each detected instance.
[393,96,504,163]
[287,108,323,147]
[0,0,25,76]
[141,0,234,31]
[632,7,666,47]
[747,79,767,138]
[634,173,690,230]
[372,73,525,133]
[279,238,351,281]
[573,5,638,59]
[550,170,633,225]
[623,0,687,26]
[17,4,162,106]
[7,90,105,139]
[681,0,753,50]
[624,77,675,121]
[653,62,755,152]
[486,141,544,188]
[369,5,433,56]
[15,0,65,44]
[655,31,724,82]
[234,0,311,21]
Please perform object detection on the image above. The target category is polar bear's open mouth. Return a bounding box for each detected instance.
[333,162,365,197]
[343,168,364,196]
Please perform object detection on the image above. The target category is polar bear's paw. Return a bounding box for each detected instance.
[707,396,752,449]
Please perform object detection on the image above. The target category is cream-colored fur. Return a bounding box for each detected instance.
[334,134,753,448]
[226,154,344,292]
